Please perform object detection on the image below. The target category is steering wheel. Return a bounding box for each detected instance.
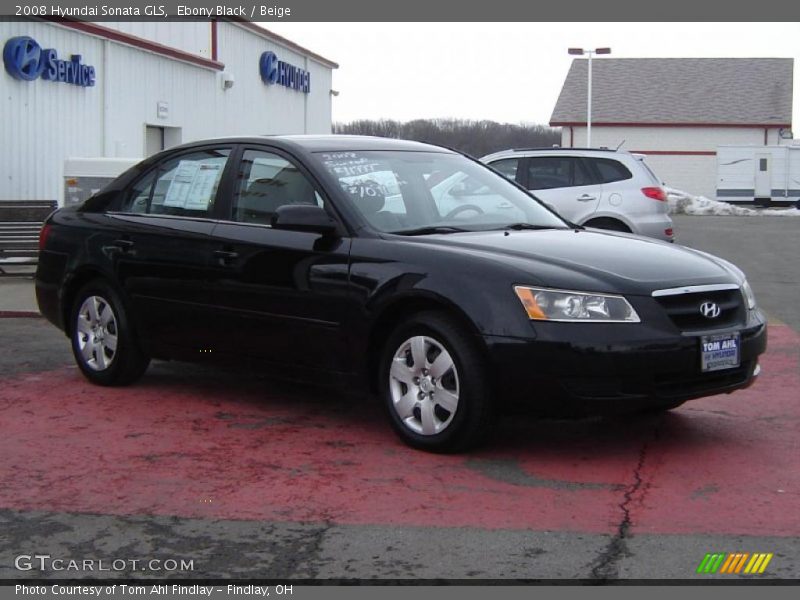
[443,204,485,219]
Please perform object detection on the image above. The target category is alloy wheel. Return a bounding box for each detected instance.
[388,335,460,435]
[76,295,118,371]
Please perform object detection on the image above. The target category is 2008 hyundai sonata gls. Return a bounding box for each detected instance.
[36,135,766,451]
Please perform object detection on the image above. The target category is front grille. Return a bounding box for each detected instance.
[655,288,745,331]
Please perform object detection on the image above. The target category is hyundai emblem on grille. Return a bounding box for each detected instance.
[700,301,721,319]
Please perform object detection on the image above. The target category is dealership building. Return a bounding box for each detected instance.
[0,20,338,206]
[551,58,794,198]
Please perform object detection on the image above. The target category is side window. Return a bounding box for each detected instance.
[126,170,157,214]
[233,150,323,225]
[571,159,593,187]
[592,158,633,184]
[527,157,571,190]
[488,158,520,181]
[527,157,593,190]
[122,148,230,217]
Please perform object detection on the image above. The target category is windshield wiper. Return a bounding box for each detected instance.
[485,223,565,231]
[392,226,471,236]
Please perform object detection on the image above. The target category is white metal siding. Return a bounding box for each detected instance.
[102,22,211,58]
[1,21,104,202]
[0,21,333,204]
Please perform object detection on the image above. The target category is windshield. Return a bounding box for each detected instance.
[314,150,568,234]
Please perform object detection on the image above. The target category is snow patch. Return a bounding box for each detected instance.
[667,188,800,216]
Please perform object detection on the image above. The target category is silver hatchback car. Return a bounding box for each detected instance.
[481,148,674,241]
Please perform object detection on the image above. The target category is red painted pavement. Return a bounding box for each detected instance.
[0,325,798,536]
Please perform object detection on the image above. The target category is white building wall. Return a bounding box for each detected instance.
[560,125,783,198]
[0,20,105,202]
[103,22,211,58]
[215,22,308,135]
[0,21,334,204]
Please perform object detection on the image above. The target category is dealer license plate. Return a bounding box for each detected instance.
[700,333,741,372]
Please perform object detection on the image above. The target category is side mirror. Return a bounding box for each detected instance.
[271,204,338,235]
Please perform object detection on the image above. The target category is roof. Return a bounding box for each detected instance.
[171,135,454,154]
[270,135,453,153]
[550,58,793,127]
[234,22,339,69]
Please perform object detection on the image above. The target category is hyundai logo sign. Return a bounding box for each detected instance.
[259,51,310,93]
[3,36,96,87]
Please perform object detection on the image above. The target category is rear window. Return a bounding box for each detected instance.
[591,158,633,184]
[638,158,664,185]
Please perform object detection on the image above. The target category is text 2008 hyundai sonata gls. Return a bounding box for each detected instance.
[36,135,766,451]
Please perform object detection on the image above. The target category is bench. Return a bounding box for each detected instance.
[0,201,57,274]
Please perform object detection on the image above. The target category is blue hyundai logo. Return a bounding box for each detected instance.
[259,51,278,84]
[3,36,44,81]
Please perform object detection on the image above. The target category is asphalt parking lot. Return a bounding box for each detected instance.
[1,215,798,581]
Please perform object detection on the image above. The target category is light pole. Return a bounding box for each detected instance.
[568,47,611,148]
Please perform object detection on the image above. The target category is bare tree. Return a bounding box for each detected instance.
[334,118,560,157]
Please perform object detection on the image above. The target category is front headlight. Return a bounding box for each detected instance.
[741,279,757,310]
[514,286,640,323]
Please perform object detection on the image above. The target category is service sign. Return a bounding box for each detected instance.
[3,36,96,87]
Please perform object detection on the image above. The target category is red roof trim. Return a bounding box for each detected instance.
[51,20,225,71]
[551,121,790,129]
[233,20,339,69]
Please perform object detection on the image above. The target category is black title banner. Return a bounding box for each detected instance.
[2,0,800,21]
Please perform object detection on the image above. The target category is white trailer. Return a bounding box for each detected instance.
[716,144,800,205]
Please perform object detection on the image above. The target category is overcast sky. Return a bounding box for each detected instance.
[264,22,800,128]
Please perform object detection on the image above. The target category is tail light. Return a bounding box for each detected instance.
[642,187,667,202]
[665,227,674,238]
[38,223,52,251]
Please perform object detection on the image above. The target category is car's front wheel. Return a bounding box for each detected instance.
[70,281,150,386]
[380,311,493,452]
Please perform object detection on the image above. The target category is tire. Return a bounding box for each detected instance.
[70,280,150,386]
[584,217,631,233]
[379,311,493,452]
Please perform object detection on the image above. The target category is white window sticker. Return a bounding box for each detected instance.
[163,161,222,210]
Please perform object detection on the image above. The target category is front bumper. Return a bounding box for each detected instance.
[483,311,767,415]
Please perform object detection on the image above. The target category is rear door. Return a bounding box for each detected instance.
[206,146,352,373]
[520,155,601,222]
[108,146,233,355]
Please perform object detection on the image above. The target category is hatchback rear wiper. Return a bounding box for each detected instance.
[392,226,471,236]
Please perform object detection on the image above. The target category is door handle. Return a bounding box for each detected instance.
[577,194,597,202]
[213,249,239,265]
[105,238,135,255]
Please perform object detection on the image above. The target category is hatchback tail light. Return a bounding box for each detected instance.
[642,187,667,202]
[39,223,52,251]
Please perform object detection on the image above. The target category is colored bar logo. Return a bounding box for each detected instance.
[697,552,773,574]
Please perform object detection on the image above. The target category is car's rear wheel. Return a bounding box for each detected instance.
[70,281,150,386]
[584,217,631,233]
[380,311,493,452]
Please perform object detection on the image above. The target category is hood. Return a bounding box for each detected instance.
[407,228,740,295]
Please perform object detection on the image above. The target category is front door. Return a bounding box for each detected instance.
[207,147,352,374]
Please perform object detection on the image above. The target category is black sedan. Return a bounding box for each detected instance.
[36,135,767,451]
